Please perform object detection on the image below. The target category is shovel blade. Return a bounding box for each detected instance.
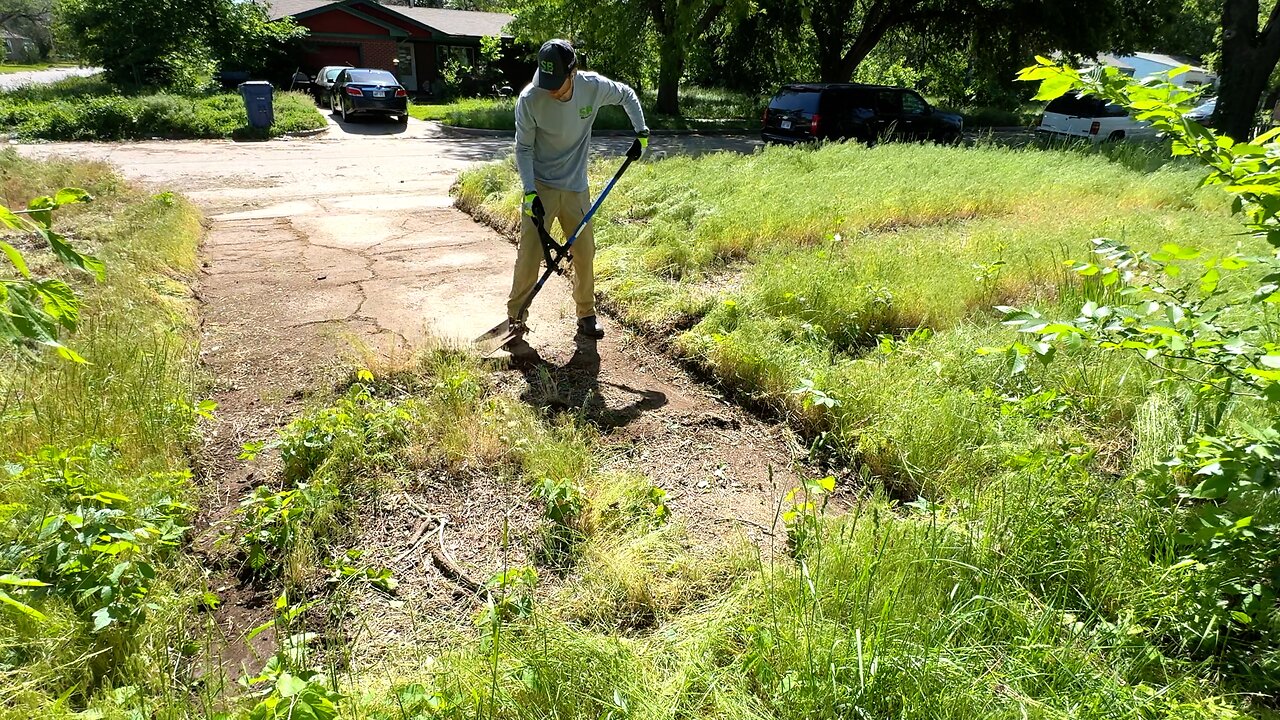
[473,318,519,355]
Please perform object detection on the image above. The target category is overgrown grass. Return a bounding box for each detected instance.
[0,151,205,711]
[411,85,763,132]
[453,139,1280,707]
[0,76,326,140]
[238,351,1260,720]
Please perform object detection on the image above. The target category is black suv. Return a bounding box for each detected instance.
[762,83,963,145]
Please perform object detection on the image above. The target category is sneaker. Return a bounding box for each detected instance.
[576,315,604,339]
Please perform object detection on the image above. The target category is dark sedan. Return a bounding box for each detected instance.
[329,68,409,125]
[311,65,348,104]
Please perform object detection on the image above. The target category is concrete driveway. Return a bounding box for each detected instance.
[0,66,101,91]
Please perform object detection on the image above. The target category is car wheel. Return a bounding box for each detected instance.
[1107,130,1125,142]
[340,102,349,123]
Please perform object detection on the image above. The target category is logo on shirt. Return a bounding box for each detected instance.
[578,105,593,119]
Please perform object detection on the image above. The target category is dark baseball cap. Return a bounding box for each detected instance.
[535,39,576,91]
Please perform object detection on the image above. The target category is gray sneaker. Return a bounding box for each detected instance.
[576,315,604,339]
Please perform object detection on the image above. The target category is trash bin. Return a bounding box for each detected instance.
[239,81,274,130]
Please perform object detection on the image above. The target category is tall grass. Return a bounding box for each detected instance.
[0,151,206,713]
[452,139,1280,704]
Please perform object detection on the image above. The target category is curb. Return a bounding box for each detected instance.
[281,126,329,138]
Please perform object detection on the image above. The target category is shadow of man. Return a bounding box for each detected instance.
[511,335,667,429]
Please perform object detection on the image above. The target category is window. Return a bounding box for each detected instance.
[347,69,397,84]
[437,45,476,68]
[902,92,928,116]
[876,90,902,115]
[396,45,414,77]
[768,88,820,113]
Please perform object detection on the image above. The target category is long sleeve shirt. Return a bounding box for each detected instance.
[514,72,648,194]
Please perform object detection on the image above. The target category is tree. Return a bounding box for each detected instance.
[1213,0,1280,139]
[508,0,748,115]
[54,0,304,88]
[803,0,1186,84]
[0,0,52,60]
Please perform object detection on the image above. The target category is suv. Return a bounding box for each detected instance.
[1036,92,1156,143]
[762,83,963,145]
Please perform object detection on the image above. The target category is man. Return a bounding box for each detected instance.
[507,38,649,341]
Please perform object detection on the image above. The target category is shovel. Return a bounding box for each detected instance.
[474,153,636,354]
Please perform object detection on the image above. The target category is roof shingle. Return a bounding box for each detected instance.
[265,0,513,38]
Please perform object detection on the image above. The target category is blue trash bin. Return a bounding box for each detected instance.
[239,81,274,130]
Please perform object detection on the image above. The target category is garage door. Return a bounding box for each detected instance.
[304,44,361,72]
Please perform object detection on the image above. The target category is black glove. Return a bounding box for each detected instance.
[522,191,544,219]
[627,131,650,161]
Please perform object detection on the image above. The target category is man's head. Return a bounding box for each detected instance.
[535,39,576,99]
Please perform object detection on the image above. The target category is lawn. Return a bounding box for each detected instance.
[410,86,764,132]
[453,138,1280,714]
[0,76,326,140]
[0,62,73,74]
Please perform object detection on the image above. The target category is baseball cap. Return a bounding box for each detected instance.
[535,39,576,91]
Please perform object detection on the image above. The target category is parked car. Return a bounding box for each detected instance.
[329,68,409,124]
[1035,92,1157,143]
[761,83,963,145]
[311,65,349,104]
[1184,97,1217,128]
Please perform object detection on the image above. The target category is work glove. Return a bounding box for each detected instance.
[522,191,544,219]
[627,130,650,161]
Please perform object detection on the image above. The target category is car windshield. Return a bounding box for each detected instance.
[769,88,820,113]
[347,70,397,84]
[323,68,342,81]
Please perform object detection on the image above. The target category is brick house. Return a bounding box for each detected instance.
[267,0,530,96]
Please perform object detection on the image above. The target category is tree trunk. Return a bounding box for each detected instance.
[656,34,683,115]
[1215,0,1280,140]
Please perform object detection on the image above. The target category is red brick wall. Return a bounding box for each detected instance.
[362,40,398,72]
[301,8,389,36]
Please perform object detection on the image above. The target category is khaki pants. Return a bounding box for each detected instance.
[506,181,596,321]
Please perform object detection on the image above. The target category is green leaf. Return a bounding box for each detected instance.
[0,205,26,231]
[91,607,113,631]
[1033,73,1077,101]
[0,241,30,278]
[43,230,105,281]
[1189,475,1231,500]
[35,279,80,332]
[0,588,47,621]
[1260,355,1280,369]
[1200,268,1221,294]
[0,574,49,587]
[25,196,54,227]
[1231,611,1252,625]
[53,188,92,207]
[276,672,309,698]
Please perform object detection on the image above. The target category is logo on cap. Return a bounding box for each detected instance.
[541,60,555,73]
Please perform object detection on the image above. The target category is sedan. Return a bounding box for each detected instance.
[330,68,409,125]
[311,65,348,104]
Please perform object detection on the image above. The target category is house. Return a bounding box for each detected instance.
[1094,52,1217,89]
[267,0,528,96]
[1,31,36,63]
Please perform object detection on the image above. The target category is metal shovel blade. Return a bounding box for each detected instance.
[473,318,519,355]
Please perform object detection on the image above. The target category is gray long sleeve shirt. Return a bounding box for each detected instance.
[514,71,648,194]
